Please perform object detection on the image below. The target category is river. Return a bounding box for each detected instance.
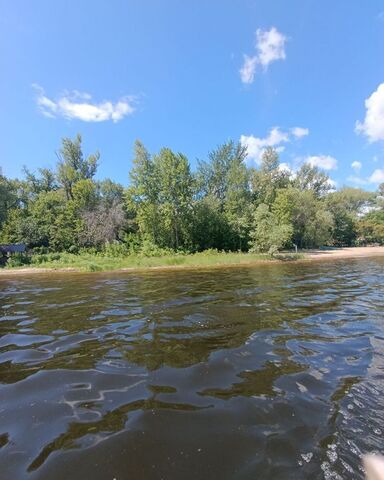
[1,257,384,479]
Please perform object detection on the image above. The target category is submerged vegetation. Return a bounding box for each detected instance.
[1,133,384,269]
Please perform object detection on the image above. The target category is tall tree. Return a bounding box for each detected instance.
[293,163,331,198]
[155,148,194,249]
[197,141,247,205]
[251,147,290,206]
[57,134,99,200]
[0,175,17,230]
[273,188,333,248]
[128,140,160,243]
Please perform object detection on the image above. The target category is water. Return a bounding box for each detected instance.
[0,258,384,479]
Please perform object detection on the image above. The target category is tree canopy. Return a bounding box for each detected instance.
[1,134,383,256]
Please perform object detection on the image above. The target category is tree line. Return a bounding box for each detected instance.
[1,134,383,256]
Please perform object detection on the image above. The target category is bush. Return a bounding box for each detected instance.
[6,253,31,267]
[103,241,129,257]
[139,238,172,257]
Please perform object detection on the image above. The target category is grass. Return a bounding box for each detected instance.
[3,250,304,273]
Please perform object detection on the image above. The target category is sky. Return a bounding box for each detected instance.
[1,0,384,189]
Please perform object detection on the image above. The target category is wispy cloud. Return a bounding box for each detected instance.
[355,83,384,142]
[347,175,368,186]
[240,27,287,84]
[239,55,258,84]
[33,85,136,122]
[240,125,308,163]
[306,155,338,171]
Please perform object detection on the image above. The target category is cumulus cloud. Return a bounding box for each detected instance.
[240,127,289,162]
[355,83,384,142]
[291,127,309,138]
[33,85,135,122]
[351,161,362,172]
[240,125,308,163]
[369,169,384,183]
[306,155,338,171]
[240,27,287,84]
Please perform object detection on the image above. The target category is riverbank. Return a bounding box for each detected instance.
[305,246,384,260]
[0,246,383,275]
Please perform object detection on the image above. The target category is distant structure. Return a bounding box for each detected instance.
[0,244,26,265]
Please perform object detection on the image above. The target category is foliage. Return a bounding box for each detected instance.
[249,204,293,255]
[57,134,99,200]
[273,188,333,248]
[1,133,384,265]
[293,163,331,197]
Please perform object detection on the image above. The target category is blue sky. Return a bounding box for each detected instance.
[1,0,384,189]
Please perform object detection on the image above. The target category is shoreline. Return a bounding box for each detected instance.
[0,246,383,276]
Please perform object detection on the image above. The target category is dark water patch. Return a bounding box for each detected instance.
[0,258,384,479]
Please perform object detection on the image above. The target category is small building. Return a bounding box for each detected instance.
[0,244,26,265]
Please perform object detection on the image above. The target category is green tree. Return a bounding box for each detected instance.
[192,195,230,251]
[224,149,252,250]
[293,163,331,197]
[249,203,292,255]
[197,141,247,205]
[98,179,125,208]
[22,167,57,195]
[0,175,17,229]
[251,147,290,206]
[155,148,194,249]
[129,140,160,243]
[57,134,99,200]
[273,188,333,248]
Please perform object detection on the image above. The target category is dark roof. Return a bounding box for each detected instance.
[0,244,26,254]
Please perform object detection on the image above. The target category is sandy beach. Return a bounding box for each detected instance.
[305,246,384,260]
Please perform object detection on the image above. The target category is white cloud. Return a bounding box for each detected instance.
[33,85,135,122]
[355,83,384,142]
[240,125,308,163]
[291,127,309,138]
[239,55,258,84]
[347,168,384,185]
[306,155,338,171]
[369,169,384,184]
[256,27,287,68]
[240,27,287,83]
[351,161,362,172]
[240,127,289,162]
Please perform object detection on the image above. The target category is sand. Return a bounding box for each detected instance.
[305,246,384,260]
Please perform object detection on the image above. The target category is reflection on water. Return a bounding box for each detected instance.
[0,258,384,479]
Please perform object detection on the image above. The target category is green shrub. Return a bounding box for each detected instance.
[139,238,172,257]
[103,241,129,257]
[6,253,31,267]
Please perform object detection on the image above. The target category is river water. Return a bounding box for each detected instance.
[0,258,384,479]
